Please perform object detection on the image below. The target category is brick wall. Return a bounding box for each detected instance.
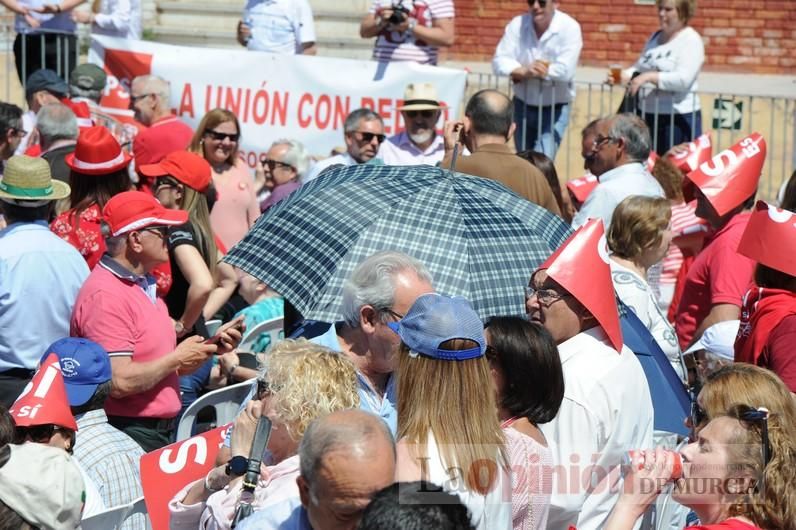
[447,0,796,74]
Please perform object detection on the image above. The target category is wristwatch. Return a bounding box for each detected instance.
[408,17,417,33]
[174,320,185,336]
[226,456,248,477]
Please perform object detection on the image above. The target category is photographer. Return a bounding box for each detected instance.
[359,0,454,65]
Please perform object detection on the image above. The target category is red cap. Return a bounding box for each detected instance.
[667,132,712,174]
[539,219,623,352]
[103,190,188,237]
[65,125,132,175]
[566,174,599,203]
[686,132,765,217]
[738,201,796,277]
[10,353,78,431]
[139,151,212,192]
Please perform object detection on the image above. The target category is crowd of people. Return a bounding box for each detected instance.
[0,0,793,530]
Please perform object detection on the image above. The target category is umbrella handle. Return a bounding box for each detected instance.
[449,144,459,173]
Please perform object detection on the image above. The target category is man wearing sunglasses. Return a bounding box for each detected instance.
[379,82,446,166]
[492,0,582,158]
[304,108,385,183]
[130,74,194,177]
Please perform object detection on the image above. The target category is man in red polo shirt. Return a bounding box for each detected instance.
[675,133,765,350]
[130,75,193,172]
[70,191,242,452]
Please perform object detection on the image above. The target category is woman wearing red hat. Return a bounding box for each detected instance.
[50,125,132,269]
[188,109,260,250]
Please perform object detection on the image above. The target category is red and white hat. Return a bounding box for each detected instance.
[738,201,796,277]
[538,218,623,352]
[65,125,132,175]
[60,97,95,130]
[685,132,765,217]
[103,190,188,237]
[9,353,78,431]
[566,174,599,203]
[667,132,712,174]
[645,150,659,173]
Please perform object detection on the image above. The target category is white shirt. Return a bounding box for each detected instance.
[572,162,665,229]
[377,131,444,166]
[610,259,685,380]
[540,327,654,530]
[628,27,704,115]
[76,459,107,518]
[422,431,512,530]
[15,0,75,33]
[303,152,357,183]
[492,10,582,106]
[92,0,142,40]
[243,0,316,54]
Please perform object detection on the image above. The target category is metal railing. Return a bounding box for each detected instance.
[465,73,796,202]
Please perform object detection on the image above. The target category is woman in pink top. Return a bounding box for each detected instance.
[189,109,260,250]
[168,339,360,530]
[485,317,565,530]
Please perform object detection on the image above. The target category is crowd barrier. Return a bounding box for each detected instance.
[0,21,792,199]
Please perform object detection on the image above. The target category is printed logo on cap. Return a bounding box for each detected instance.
[686,132,765,217]
[10,353,77,431]
[60,357,81,379]
[668,132,712,174]
[539,219,623,352]
[738,200,796,277]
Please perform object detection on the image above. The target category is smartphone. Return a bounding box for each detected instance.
[205,333,223,346]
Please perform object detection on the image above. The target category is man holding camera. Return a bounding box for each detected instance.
[359,0,454,65]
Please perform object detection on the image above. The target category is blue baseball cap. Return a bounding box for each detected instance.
[41,338,112,407]
[388,293,485,361]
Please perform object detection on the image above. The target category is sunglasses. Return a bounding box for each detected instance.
[352,131,386,144]
[142,225,169,239]
[204,129,240,142]
[260,158,295,172]
[14,424,60,444]
[10,127,27,137]
[527,0,548,6]
[130,92,155,104]
[404,110,437,119]
[256,379,273,400]
[154,177,180,190]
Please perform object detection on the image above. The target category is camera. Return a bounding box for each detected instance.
[387,3,410,25]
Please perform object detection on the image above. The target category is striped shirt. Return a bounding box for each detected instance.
[73,409,146,530]
[660,201,700,285]
[369,0,455,65]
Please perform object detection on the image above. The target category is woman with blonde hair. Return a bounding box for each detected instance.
[189,108,260,250]
[168,339,360,529]
[608,195,684,379]
[392,293,511,530]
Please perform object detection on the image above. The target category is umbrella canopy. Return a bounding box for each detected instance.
[225,164,572,322]
[621,310,691,436]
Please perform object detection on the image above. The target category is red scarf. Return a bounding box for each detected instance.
[734,287,796,364]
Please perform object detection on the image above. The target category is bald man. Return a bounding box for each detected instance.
[237,409,396,530]
[440,89,560,216]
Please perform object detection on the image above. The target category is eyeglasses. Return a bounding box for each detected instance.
[261,158,295,172]
[527,0,548,6]
[524,285,571,306]
[381,308,404,322]
[404,110,437,119]
[10,127,27,137]
[204,129,240,142]
[352,131,386,144]
[592,135,618,149]
[142,226,169,239]
[130,93,155,104]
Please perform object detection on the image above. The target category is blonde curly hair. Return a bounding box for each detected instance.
[263,339,360,440]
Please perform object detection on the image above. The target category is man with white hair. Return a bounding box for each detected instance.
[37,102,78,183]
[130,75,193,169]
[259,138,310,212]
[236,409,396,530]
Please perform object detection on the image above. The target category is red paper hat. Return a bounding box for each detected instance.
[539,219,623,352]
[667,132,712,174]
[65,125,132,175]
[10,353,77,431]
[139,151,212,192]
[685,132,765,217]
[60,97,95,130]
[738,201,796,277]
[566,174,599,203]
[645,150,659,173]
[103,190,188,236]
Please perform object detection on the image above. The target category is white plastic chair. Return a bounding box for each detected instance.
[80,496,149,530]
[205,319,222,337]
[238,316,283,353]
[176,379,255,441]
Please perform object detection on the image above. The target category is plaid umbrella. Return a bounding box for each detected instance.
[224,164,572,322]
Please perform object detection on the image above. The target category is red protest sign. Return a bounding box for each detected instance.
[140,424,231,530]
[10,353,77,431]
